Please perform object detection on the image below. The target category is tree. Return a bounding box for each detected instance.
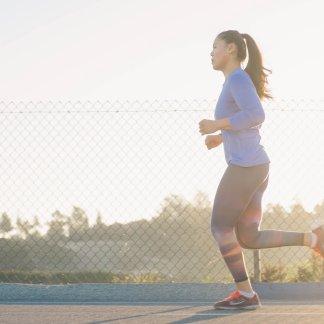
[68,206,90,241]
[16,217,34,238]
[96,212,104,226]
[46,210,68,242]
[0,212,13,238]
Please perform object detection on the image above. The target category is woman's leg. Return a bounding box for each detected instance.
[232,172,309,293]
[234,174,306,249]
[210,162,270,284]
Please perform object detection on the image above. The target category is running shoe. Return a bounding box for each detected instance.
[213,290,261,310]
[311,223,324,258]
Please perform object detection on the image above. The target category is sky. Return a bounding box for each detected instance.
[1,0,324,101]
[0,0,323,231]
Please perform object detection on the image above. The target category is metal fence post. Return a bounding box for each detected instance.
[253,250,261,282]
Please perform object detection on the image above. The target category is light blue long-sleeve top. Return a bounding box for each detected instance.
[214,66,271,167]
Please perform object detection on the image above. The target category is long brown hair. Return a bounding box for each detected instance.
[217,30,273,100]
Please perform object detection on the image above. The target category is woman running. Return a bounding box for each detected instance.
[198,29,324,310]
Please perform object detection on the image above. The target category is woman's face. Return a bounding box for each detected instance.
[210,37,230,70]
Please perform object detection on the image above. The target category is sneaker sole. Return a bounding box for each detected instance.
[311,224,324,238]
[214,304,262,310]
[311,224,324,258]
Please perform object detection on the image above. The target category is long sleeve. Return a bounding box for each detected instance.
[228,73,265,131]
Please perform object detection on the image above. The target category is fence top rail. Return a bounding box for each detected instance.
[0,99,323,114]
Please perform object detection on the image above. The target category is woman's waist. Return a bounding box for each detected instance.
[222,127,261,137]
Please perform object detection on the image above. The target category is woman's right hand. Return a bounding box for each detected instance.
[205,134,222,150]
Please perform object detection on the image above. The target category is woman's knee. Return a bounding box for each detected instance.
[235,224,260,249]
[210,221,231,243]
[210,222,223,242]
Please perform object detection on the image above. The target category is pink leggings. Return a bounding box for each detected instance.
[210,162,305,283]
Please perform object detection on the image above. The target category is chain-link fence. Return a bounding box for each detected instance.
[0,99,323,284]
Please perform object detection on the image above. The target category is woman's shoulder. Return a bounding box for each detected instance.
[228,69,250,83]
[227,69,254,89]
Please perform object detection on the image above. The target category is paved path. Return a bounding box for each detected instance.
[1,300,324,323]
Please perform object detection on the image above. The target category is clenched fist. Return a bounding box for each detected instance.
[205,134,222,150]
[199,119,219,135]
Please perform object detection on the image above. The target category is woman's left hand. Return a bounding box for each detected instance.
[199,119,220,135]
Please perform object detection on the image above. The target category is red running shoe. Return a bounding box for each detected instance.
[311,223,324,258]
[213,290,261,310]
